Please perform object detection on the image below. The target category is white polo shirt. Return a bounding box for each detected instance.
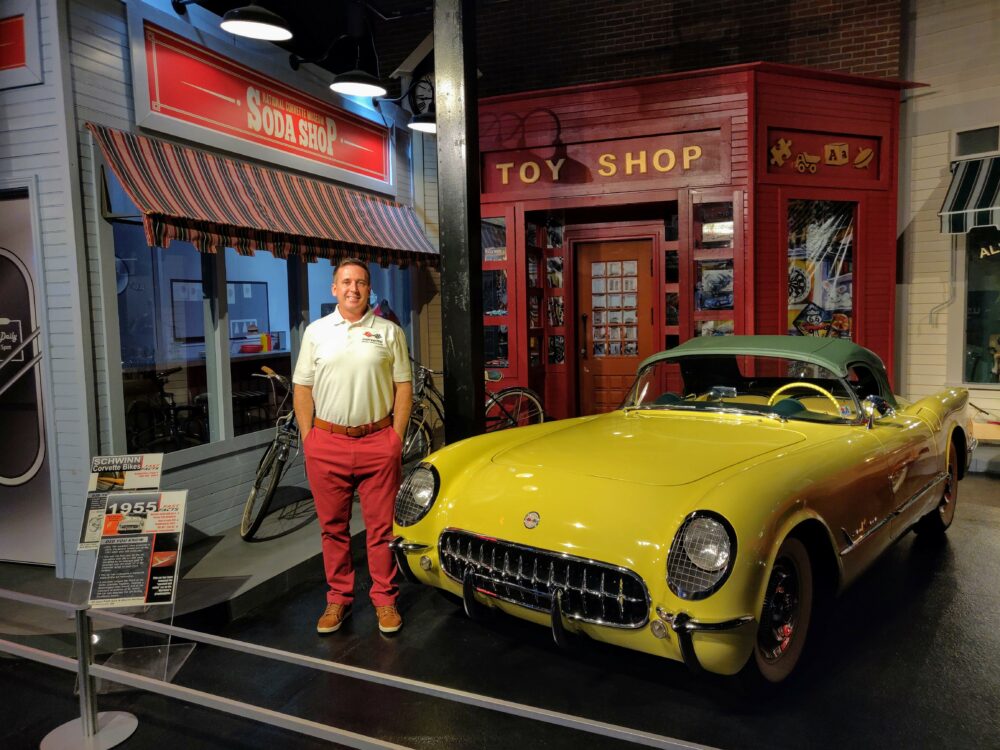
[292,307,411,426]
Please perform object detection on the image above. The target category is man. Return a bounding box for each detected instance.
[293,258,412,635]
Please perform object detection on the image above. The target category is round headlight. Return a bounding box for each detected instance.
[394,464,439,527]
[683,516,731,571]
[666,512,736,600]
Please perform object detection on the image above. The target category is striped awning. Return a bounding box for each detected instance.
[939,156,1000,234]
[88,123,438,267]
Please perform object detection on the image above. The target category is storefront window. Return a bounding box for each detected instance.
[692,200,736,338]
[482,218,507,261]
[965,227,1000,384]
[225,249,291,436]
[307,258,337,323]
[787,199,855,339]
[485,325,509,368]
[482,215,514,373]
[483,270,508,316]
[116,226,212,453]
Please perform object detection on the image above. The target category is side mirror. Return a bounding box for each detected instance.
[862,395,895,429]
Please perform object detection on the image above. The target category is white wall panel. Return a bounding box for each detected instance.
[899,0,1000,417]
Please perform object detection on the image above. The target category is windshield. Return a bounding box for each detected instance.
[625,354,860,422]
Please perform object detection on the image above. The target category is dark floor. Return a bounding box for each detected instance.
[2,474,999,750]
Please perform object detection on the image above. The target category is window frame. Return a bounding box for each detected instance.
[92,149,310,466]
[955,227,1000,390]
[952,123,1000,162]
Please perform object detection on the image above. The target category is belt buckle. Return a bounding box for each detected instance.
[347,424,367,438]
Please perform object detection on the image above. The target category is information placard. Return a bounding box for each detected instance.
[79,454,163,550]
[88,490,186,609]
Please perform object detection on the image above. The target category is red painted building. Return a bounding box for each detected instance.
[477,62,909,419]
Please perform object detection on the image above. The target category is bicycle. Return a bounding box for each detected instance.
[125,367,207,453]
[403,360,546,464]
[403,360,445,467]
[240,366,316,541]
[483,370,546,432]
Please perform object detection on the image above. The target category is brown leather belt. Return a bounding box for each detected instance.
[313,415,392,438]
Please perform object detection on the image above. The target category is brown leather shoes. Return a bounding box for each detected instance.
[375,605,402,634]
[317,602,351,634]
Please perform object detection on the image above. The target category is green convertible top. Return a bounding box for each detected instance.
[640,335,888,379]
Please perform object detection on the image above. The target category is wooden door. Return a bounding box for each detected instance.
[576,240,654,414]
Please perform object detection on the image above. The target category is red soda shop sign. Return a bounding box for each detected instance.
[142,21,389,182]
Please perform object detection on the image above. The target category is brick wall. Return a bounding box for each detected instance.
[375,0,902,98]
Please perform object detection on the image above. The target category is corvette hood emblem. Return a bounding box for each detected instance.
[523,511,540,529]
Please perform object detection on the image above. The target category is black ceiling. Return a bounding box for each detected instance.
[194,1,433,93]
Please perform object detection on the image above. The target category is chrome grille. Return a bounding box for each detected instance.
[438,529,649,628]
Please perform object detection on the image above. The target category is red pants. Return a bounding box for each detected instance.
[304,425,402,606]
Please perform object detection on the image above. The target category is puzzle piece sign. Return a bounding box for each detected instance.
[768,130,879,180]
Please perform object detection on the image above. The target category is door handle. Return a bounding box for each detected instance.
[580,313,588,359]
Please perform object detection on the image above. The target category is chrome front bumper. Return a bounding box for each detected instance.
[655,607,755,675]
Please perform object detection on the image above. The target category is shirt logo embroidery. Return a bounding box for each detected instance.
[360,330,384,345]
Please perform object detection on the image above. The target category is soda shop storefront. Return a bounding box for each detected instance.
[474,62,908,419]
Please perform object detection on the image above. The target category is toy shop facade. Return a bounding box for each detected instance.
[475,63,906,419]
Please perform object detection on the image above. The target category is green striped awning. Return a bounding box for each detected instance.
[87,123,438,267]
[939,156,1000,234]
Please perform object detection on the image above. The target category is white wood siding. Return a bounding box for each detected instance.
[899,0,1000,415]
[0,0,96,575]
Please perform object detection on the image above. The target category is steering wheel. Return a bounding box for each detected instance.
[766,381,841,414]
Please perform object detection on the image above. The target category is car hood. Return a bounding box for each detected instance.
[491,410,806,486]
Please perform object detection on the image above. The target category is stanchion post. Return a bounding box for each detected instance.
[74,609,98,738]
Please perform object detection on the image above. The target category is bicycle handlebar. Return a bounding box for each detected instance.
[253,367,291,391]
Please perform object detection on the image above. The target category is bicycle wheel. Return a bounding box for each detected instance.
[240,440,286,540]
[484,387,545,431]
[402,414,433,468]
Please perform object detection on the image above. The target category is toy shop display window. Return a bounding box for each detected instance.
[692,200,736,338]
[481,216,512,370]
[964,226,1000,384]
[786,199,855,340]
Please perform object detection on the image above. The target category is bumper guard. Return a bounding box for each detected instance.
[389,537,428,584]
[656,607,754,675]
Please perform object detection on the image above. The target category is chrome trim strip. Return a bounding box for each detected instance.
[438,528,651,630]
[840,471,947,556]
[893,471,948,518]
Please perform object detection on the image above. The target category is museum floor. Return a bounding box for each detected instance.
[1,472,998,750]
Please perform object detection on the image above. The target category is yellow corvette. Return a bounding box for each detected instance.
[392,336,975,684]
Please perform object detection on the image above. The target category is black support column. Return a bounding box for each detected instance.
[434,0,484,442]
